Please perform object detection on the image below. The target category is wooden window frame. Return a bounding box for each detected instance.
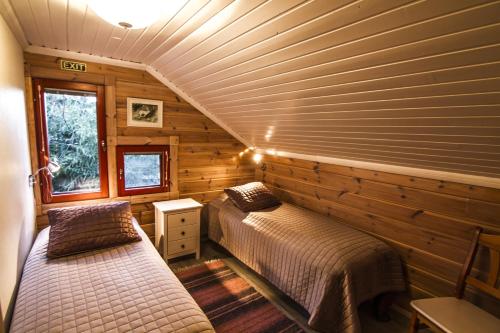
[116,145,170,196]
[33,78,109,203]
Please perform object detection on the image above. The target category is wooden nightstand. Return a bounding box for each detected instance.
[153,198,203,262]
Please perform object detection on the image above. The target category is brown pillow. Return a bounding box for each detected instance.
[47,201,141,258]
[224,182,281,212]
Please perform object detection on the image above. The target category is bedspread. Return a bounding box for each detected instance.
[209,198,405,333]
[10,221,214,333]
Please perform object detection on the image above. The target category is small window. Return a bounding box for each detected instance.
[116,145,169,196]
[33,79,108,203]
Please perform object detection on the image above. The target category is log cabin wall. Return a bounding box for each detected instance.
[24,52,254,241]
[256,154,500,316]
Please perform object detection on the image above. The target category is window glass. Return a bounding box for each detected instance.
[124,153,161,188]
[33,79,108,203]
[44,89,100,193]
[116,145,168,196]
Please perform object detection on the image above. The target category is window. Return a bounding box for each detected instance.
[116,145,169,196]
[33,79,108,203]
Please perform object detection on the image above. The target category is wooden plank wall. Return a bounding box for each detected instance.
[256,155,500,316]
[24,52,254,241]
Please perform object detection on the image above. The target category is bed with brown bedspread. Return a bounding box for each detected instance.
[10,220,214,333]
[208,195,405,333]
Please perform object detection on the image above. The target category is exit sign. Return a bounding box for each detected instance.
[60,60,87,72]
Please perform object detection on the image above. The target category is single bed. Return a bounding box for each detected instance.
[208,195,405,333]
[10,220,214,333]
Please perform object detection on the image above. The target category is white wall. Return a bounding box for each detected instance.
[0,14,35,332]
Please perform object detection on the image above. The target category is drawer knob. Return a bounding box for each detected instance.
[181,231,185,236]
[181,244,185,249]
[181,218,185,222]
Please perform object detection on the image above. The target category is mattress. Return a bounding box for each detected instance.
[208,197,405,333]
[10,221,214,333]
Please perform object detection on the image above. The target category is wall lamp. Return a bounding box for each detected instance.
[29,160,61,187]
[237,147,262,164]
[252,153,263,163]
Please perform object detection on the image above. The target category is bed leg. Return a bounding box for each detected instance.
[374,292,395,322]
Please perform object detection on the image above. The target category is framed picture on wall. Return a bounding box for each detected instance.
[127,97,163,128]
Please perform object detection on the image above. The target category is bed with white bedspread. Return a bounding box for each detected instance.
[10,221,214,333]
[208,195,405,333]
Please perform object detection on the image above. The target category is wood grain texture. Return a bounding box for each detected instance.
[24,53,254,239]
[256,154,500,317]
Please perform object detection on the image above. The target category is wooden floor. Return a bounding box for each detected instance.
[169,240,422,333]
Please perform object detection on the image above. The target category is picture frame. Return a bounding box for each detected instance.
[127,97,163,128]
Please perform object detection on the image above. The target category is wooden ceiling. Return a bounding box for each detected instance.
[3,0,500,178]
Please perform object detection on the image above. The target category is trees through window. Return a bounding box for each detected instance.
[33,79,108,203]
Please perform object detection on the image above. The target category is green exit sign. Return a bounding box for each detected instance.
[60,60,87,72]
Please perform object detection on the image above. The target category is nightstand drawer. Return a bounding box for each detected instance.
[167,210,198,228]
[168,224,197,242]
[167,237,197,255]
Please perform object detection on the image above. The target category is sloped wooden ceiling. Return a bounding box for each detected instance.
[4,0,500,178]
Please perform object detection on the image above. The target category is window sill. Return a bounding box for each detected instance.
[38,190,180,216]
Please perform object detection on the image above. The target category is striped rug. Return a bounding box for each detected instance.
[175,260,305,333]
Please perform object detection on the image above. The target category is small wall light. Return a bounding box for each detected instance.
[253,153,263,163]
[29,160,61,187]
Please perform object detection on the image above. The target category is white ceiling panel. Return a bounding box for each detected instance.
[3,0,500,178]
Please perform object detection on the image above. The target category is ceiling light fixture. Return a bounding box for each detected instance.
[88,0,164,29]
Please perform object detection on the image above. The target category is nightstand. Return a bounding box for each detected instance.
[153,198,203,262]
